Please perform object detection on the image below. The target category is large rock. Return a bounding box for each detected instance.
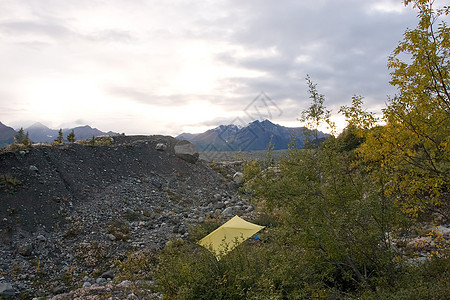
[174,140,199,163]
[233,172,244,184]
[221,207,234,217]
[0,283,15,298]
[155,143,167,151]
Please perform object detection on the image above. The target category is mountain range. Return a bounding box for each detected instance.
[177,119,328,151]
[1,120,329,150]
[0,122,17,147]
[0,122,117,146]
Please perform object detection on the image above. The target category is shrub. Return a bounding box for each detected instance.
[154,223,333,299]
[0,174,22,193]
[74,241,108,268]
[362,255,450,300]
[108,219,130,241]
[114,248,157,282]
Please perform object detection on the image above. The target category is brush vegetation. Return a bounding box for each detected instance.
[149,1,449,298]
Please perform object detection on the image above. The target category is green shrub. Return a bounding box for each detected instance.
[362,256,450,300]
[154,224,339,300]
[243,136,406,294]
[108,219,130,241]
[0,174,22,193]
[115,248,157,282]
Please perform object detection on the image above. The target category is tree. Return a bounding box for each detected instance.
[299,75,334,145]
[15,128,25,144]
[339,95,378,137]
[67,130,75,143]
[12,128,31,148]
[23,131,32,147]
[358,0,449,220]
[55,128,64,144]
[243,82,403,294]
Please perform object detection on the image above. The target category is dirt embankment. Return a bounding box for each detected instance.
[0,136,250,299]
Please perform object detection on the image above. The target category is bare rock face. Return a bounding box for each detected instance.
[174,140,199,163]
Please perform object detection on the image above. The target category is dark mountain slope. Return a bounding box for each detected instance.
[0,122,16,147]
[178,119,329,151]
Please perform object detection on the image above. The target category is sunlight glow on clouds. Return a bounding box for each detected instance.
[369,0,406,14]
[0,0,422,136]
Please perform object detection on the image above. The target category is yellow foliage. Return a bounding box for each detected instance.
[356,0,449,219]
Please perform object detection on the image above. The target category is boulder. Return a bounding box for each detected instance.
[0,283,15,298]
[174,140,199,163]
[233,172,244,184]
[221,207,234,217]
[155,143,167,151]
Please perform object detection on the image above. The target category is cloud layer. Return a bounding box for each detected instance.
[0,0,421,135]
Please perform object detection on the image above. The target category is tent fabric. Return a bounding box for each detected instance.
[198,215,264,260]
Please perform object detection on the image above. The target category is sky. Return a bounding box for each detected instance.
[0,0,427,135]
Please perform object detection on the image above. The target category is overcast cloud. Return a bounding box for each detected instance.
[0,0,427,135]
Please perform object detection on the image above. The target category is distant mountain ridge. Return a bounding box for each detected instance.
[0,122,16,147]
[0,121,118,146]
[177,120,328,151]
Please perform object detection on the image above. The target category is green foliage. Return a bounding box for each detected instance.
[54,128,64,145]
[63,216,84,238]
[156,220,365,299]
[339,95,378,137]
[108,219,130,241]
[0,174,22,193]
[187,219,221,242]
[246,137,405,293]
[67,130,75,143]
[208,161,228,178]
[6,128,32,151]
[155,236,289,299]
[362,255,450,300]
[115,248,157,282]
[151,2,450,298]
[77,136,113,146]
[123,209,142,222]
[337,125,365,152]
[264,135,275,169]
[90,135,95,146]
[300,75,334,144]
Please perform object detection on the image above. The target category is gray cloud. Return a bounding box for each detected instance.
[0,0,425,135]
[209,0,417,112]
[0,20,70,37]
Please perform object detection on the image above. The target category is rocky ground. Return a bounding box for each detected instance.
[0,136,252,299]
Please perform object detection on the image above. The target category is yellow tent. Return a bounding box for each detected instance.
[198,215,264,260]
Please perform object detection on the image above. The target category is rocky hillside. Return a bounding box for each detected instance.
[0,136,251,299]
